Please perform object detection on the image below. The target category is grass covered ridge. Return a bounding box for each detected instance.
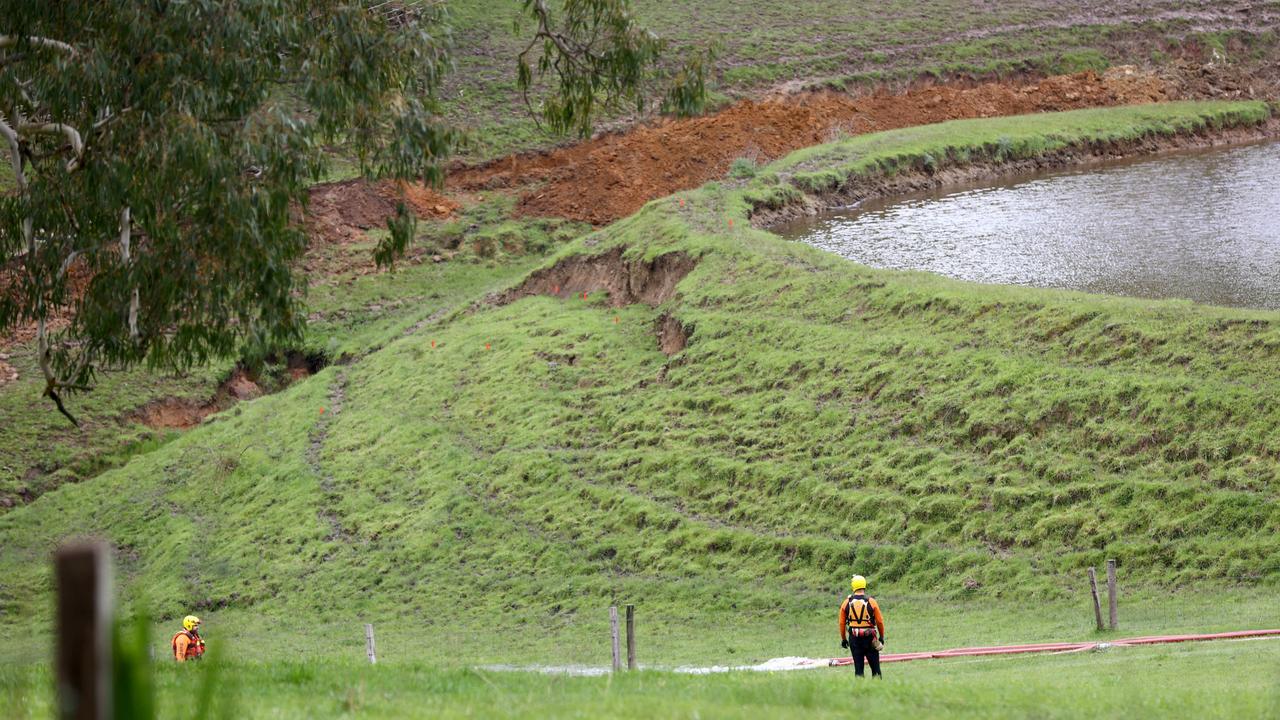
[1,103,1278,674]
[743,100,1274,208]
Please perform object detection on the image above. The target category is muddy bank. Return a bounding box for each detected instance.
[133,351,329,430]
[131,369,262,430]
[498,248,696,309]
[753,119,1280,228]
[656,314,691,356]
[449,69,1175,225]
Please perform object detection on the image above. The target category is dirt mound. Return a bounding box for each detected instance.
[500,249,696,308]
[133,396,218,430]
[449,70,1171,225]
[306,179,458,246]
[131,350,331,430]
[1158,58,1276,100]
[656,314,690,356]
[131,368,266,430]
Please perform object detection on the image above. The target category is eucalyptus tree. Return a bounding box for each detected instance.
[0,0,708,424]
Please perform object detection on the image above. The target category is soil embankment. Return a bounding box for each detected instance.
[448,69,1173,225]
[498,248,696,308]
[306,179,458,247]
[753,118,1280,227]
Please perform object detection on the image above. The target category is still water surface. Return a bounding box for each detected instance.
[775,141,1280,309]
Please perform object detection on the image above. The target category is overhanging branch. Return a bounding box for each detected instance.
[18,122,85,169]
[0,35,78,56]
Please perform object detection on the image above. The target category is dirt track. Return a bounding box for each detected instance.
[448,69,1174,225]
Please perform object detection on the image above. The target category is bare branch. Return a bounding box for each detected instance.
[120,207,138,339]
[0,113,28,192]
[0,35,78,56]
[56,250,81,280]
[36,317,81,426]
[18,122,85,169]
[45,387,80,427]
[1,114,36,260]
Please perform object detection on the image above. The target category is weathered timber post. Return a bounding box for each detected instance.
[1106,559,1119,630]
[56,542,113,720]
[365,623,377,664]
[1088,567,1105,632]
[625,605,636,670]
[609,606,621,672]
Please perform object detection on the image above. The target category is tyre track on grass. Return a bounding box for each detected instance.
[307,369,355,543]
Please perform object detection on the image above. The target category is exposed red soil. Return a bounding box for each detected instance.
[0,255,93,351]
[448,69,1173,225]
[300,179,462,280]
[132,397,217,430]
[499,248,697,308]
[131,368,265,430]
[305,179,458,247]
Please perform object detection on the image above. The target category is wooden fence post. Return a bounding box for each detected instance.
[1106,559,1118,631]
[625,605,636,671]
[365,623,377,665]
[55,542,113,720]
[609,606,621,673]
[1087,567,1104,631]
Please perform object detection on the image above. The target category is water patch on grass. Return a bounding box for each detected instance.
[674,656,830,674]
[481,657,831,676]
[479,664,613,677]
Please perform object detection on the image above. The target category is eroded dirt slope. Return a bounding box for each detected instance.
[448,70,1174,225]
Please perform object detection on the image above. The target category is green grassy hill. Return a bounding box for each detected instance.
[2,103,1278,680]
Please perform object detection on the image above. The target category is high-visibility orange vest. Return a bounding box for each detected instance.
[171,630,205,661]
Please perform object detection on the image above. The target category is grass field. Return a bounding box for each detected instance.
[3,102,1279,716]
[5,1,1280,715]
[3,639,1278,718]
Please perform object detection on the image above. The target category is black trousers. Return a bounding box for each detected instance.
[849,634,881,677]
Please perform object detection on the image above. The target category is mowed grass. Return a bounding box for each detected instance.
[3,640,1279,719]
[2,103,1279,716]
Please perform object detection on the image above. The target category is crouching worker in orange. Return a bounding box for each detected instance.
[838,575,885,677]
[172,615,206,662]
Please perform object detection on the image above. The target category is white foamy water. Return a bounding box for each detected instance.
[674,656,831,674]
[480,657,832,676]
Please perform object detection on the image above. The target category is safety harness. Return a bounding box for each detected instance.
[171,629,205,661]
[845,594,878,639]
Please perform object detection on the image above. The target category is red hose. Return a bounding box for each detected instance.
[828,628,1280,667]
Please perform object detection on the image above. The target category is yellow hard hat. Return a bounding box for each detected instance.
[183,615,202,631]
[850,575,867,592]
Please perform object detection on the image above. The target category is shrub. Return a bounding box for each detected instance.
[728,157,758,179]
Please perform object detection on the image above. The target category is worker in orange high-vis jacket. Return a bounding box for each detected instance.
[838,575,886,677]
[172,615,206,662]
